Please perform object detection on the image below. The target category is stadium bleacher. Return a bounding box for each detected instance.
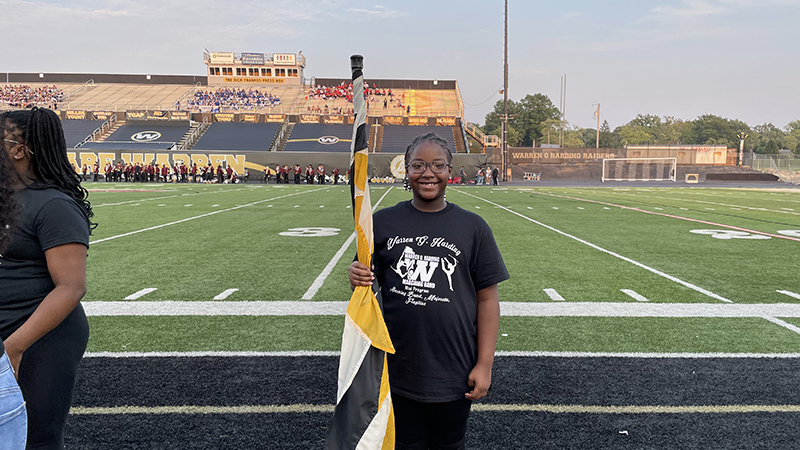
[282,124,353,152]
[381,125,456,154]
[192,123,282,151]
[61,120,105,148]
[80,122,191,151]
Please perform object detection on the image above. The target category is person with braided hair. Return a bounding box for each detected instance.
[0,107,95,450]
[0,140,28,450]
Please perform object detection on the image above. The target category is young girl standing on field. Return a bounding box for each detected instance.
[349,133,509,450]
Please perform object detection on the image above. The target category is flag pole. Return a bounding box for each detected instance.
[324,55,395,450]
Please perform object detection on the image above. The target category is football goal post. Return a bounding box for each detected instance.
[601,157,677,182]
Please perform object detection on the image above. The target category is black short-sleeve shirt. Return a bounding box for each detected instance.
[0,187,90,347]
[373,201,509,402]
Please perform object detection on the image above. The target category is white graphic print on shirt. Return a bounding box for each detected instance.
[388,237,460,307]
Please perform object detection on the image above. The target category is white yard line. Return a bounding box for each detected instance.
[84,301,800,317]
[123,288,157,300]
[454,189,734,303]
[68,403,800,415]
[89,188,327,245]
[543,289,565,301]
[93,186,254,207]
[605,191,800,217]
[763,316,800,335]
[778,290,800,300]
[300,187,394,300]
[82,349,800,359]
[213,289,239,300]
[621,289,649,302]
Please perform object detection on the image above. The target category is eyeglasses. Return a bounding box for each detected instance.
[407,160,450,174]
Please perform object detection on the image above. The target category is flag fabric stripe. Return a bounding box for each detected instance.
[325,54,395,450]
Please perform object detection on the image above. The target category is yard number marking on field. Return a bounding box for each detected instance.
[213,289,239,300]
[301,187,395,300]
[455,189,734,303]
[90,188,328,245]
[124,288,157,300]
[621,289,649,302]
[543,289,565,301]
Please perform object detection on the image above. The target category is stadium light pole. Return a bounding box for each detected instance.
[501,0,509,182]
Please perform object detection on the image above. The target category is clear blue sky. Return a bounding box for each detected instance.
[6,0,799,130]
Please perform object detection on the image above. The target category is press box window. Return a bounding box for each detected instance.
[261,68,271,76]
[221,67,232,76]
[276,68,286,77]
[289,69,298,77]
[236,68,244,76]
[209,67,221,76]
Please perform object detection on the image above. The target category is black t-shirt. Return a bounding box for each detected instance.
[373,201,509,402]
[0,187,90,352]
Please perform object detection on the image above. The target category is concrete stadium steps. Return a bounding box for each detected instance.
[453,125,467,153]
[60,120,105,148]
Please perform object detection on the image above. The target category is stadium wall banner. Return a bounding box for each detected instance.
[382,116,404,126]
[300,114,320,124]
[215,113,235,122]
[273,54,296,66]
[222,77,285,84]
[241,52,265,65]
[408,117,430,126]
[210,52,235,64]
[265,114,286,123]
[508,148,624,164]
[126,111,147,120]
[324,115,345,124]
[436,117,457,126]
[147,110,170,120]
[170,111,191,120]
[67,151,487,179]
[241,113,260,123]
[91,111,114,121]
[64,110,88,120]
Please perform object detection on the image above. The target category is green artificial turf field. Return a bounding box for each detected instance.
[81,183,800,354]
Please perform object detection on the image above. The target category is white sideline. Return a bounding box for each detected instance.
[300,187,394,300]
[84,301,800,317]
[82,350,800,359]
[93,186,256,207]
[89,187,327,245]
[453,189,734,303]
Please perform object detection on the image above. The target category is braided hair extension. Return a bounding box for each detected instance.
[0,143,20,254]
[0,108,96,233]
[404,132,453,166]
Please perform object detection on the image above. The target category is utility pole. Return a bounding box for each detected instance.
[738,132,748,167]
[595,103,600,149]
[501,0,509,181]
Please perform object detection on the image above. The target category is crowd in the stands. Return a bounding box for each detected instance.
[0,85,64,108]
[179,88,282,112]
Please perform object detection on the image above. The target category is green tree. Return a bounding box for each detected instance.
[483,94,560,147]
[598,120,620,148]
[764,139,779,154]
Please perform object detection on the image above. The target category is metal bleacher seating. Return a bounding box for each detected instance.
[60,120,105,148]
[380,125,456,154]
[282,124,353,152]
[192,123,281,151]
[80,122,191,151]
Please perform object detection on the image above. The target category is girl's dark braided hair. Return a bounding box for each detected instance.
[404,132,453,165]
[1,107,95,233]
[0,144,19,253]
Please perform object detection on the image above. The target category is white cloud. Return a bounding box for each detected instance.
[346,5,407,18]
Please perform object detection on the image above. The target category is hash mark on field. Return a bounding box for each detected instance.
[158,204,166,207]
[184,204,192,207]
[778,290,800,301]
[783,208,795,211]
[705,208,715,211]
[213,289,239,300]
[294,205,299,208]
[527,207,532,209]
[603,207,610,210]
[552,207,559,210]
[124,288,157,300]
[543,289,565,301]
[577,207,584,210]
[621,289,649,302]
[212,204,219,207]
[654,207,663,210]
[319,205,325,208]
